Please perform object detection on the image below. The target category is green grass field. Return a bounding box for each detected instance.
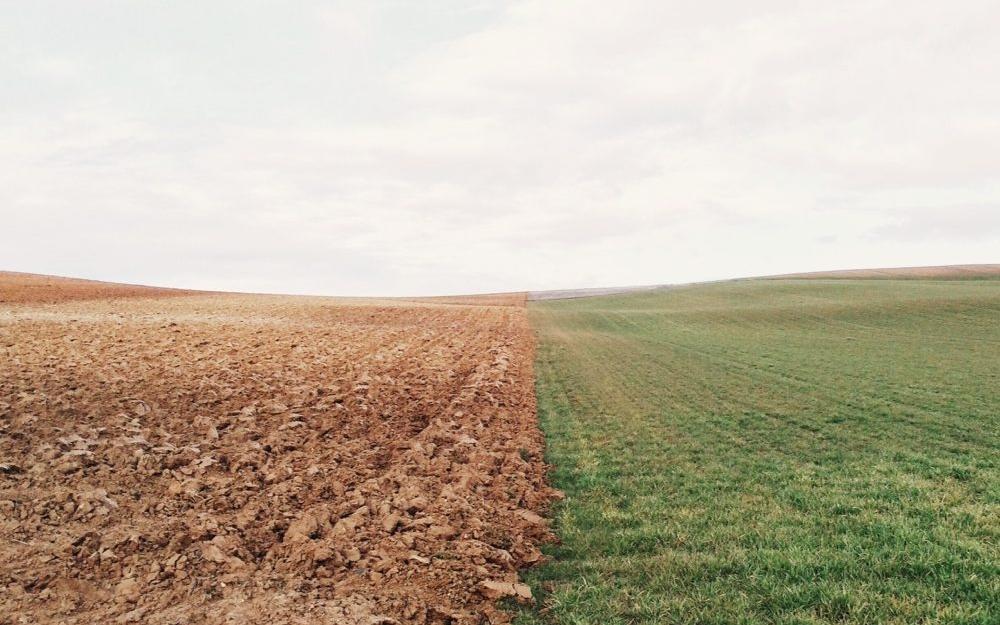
[515,279,1000,625]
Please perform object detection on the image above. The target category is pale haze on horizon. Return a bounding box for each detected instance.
[2,1,999,296]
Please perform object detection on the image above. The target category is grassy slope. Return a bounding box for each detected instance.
[516,279,999,625]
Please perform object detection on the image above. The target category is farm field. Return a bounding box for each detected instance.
[766,264,1000,280]
[0,271,198,304]
[518,279,1000,624]
[0,274,557,625]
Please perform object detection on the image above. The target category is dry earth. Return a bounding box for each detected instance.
[401,294,527,308]
[527,286,664,301]
[0,274,559,625]
[0,272,199,305]
[765,264,1000,280]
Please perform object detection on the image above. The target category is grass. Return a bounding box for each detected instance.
[514,279,1000,625]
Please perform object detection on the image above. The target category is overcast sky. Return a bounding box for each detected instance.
[2,1,999,296]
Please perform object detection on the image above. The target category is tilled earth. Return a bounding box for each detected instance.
[0,276,558,624]
[0,271,197,305]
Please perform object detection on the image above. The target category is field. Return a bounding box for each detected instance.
[0,274,558,625]
[766,264,1000,280]
[0,271,197,304]
[4,270,999,624]
[518,279,1000,624]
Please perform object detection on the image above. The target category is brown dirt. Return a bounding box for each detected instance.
[0,275,559,624]
[765,264,1000,280]
[401,293,528,308]
[0,271,199,305]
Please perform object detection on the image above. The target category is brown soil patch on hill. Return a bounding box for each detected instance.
[767,264,1000,280]
[0,271,197,305]
[403,293,528,308]
[0,283,557,624]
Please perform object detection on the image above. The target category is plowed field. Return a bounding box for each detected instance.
[767,264,1000,280]
[0,271,198,304]
[0,275,558,624]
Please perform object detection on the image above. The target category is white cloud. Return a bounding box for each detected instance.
[1,1,998,295]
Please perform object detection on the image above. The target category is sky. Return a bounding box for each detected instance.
[2,1,999,296]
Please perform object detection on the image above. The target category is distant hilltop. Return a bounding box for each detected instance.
[763,264,1000,280]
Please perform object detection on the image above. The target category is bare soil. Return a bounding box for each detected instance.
[0,271,199,304]
[527,286,664,301]
[402,294,527,308]
[0,275,558,624]
[765,263,1000,280]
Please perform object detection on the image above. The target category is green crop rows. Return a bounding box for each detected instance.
[515,279,1000,625]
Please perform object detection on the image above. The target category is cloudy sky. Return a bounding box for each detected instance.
[2,1,999,296]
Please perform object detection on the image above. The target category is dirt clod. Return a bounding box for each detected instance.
[477,580,532,602]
